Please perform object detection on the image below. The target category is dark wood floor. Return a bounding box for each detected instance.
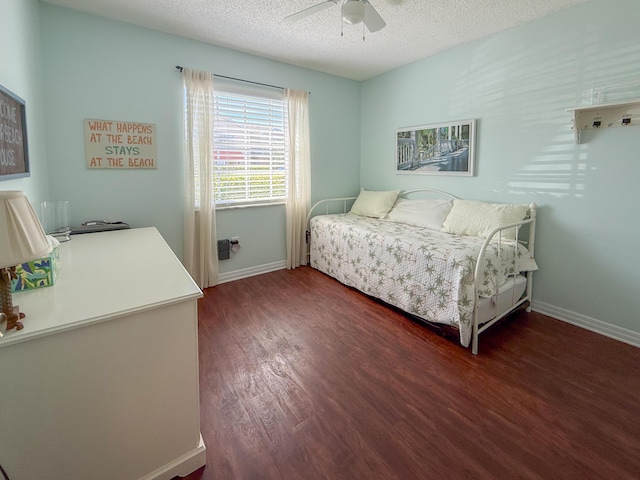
[177,266,640,480]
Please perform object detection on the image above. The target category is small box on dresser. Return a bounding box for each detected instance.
[10,237,60,292]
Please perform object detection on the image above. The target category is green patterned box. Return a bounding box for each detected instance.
[10,244,60,292]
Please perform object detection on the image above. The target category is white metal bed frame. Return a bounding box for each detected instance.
[306,188,537,354]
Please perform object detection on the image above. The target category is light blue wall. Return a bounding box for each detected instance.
[361,0,640,334]
[39,4,361,273]
[0,0,50,206]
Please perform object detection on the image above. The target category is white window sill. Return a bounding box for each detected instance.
[194,201,285,212]
[216,201,285,211]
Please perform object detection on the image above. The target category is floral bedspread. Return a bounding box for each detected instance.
[309,213,538,347]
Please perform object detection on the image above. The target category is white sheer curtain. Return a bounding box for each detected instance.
[285,88,311,269]
[183,68,218,288]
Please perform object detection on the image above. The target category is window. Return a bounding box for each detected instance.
[198,82,287,208]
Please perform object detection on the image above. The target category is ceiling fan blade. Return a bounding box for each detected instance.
[285,0,338,23]
[363,1,386,32]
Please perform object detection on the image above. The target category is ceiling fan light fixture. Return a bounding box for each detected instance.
[342,0,366,25]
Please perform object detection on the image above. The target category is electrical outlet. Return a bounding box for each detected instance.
[230,236,239,243]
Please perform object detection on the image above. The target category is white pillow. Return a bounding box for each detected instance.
[349,189,400,219]
[442,199,529,240]
[385,198,453,230]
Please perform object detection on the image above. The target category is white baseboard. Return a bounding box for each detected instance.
[140,434,206,480]
[218,260,287,284]
[532,300,640,349]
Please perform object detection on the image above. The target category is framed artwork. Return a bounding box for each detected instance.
[0,84,30,180]
[396,119,476,176]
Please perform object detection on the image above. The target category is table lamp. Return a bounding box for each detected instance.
[0,191,52,332]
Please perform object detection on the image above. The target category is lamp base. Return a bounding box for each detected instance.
[5,306,24,331]
[1,267,25,331]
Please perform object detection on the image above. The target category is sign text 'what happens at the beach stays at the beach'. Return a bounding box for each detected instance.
[84,118,157,169]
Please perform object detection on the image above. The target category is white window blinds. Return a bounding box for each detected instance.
[212,85,287,206]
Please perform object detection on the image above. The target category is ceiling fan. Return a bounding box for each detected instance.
[285,0,386,33]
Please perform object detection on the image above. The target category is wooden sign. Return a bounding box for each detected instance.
[84,119,157,169]
[0,84,30,179]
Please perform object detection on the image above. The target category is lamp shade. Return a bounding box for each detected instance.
[0,191,52,269]
[343,0,366,25]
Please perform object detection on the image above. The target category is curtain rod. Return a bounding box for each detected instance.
[175,66,309,94]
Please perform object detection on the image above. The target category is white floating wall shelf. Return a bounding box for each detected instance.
[566,100,640,143]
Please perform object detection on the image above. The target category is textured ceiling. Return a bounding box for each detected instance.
[42,0,591,81]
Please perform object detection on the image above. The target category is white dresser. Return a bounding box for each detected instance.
[0,227,205,480]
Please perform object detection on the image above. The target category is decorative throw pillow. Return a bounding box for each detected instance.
[442,199,529,240]
[349,189,401,219]
[385,198,453,230]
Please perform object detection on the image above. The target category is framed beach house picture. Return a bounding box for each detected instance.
[396,119,476,176]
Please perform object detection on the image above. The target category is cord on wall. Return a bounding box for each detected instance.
[0,463,12,480]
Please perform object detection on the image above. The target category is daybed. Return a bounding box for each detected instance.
[306,189,538,354]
